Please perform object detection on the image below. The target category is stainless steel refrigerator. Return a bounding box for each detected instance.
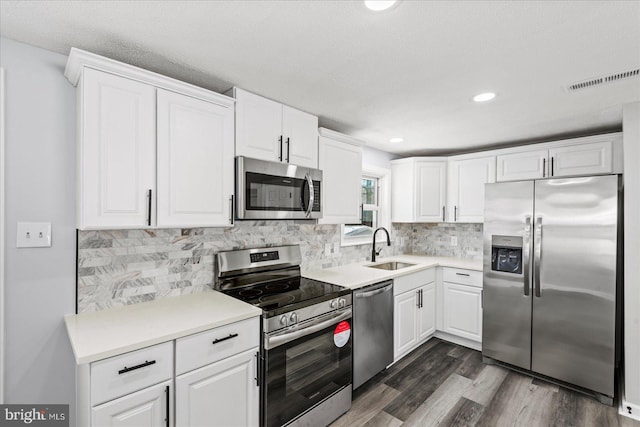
[482,175,620,405]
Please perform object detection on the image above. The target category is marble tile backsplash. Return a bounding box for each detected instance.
[77,221,482,312]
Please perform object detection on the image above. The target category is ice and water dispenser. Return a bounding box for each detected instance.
[491,235,523,274]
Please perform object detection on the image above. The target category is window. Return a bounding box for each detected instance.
[341,167,390,246]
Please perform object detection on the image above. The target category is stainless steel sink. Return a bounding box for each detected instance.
[367,261,416,271]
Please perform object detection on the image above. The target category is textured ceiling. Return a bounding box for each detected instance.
[1,0,639,155]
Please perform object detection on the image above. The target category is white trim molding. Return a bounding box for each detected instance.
[64,48,235,107]
[0,66,6,403]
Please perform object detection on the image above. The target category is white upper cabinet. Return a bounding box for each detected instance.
[66,48,235,229]
[447,156,496,222]
[549,139,612,177]
[318,129,363,225]
[156,89,234,227]
[232,88,318,168]
[391,158,447,223]
[497,134,618,182]
[79,68,157,229]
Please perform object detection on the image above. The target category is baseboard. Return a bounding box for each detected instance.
[434,331,482,351]
[619,375,640,421]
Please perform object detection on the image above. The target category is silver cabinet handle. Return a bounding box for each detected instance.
[454,206,457,221]
[416,290,420,308]
[442,206,445,221]
[305,173,314,217]
[534,217,543,297]
[523,216,531,296]
[543,158,546,177]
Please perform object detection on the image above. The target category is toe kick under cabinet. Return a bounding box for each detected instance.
[77,317,260,427]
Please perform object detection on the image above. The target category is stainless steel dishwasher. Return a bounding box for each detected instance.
[353,280,394,389]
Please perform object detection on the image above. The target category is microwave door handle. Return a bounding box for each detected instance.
[305,173,314,217]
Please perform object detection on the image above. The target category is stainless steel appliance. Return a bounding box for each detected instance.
[482,175,621,405]
[353,280,394,389]
[235,156,322,220]
[214,245,351,427]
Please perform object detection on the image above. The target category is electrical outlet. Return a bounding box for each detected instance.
[450,236,458,246]
[16,222,52,248]
[325,243,332,257]
[333,242,340,255]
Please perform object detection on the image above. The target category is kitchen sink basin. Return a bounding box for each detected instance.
[367,261,416,271]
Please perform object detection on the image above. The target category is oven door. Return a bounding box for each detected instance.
[263,307,352,427]
[236,156,322,220]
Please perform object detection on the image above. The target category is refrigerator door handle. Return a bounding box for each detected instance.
[523,216,532,296]
[534,217,543,297]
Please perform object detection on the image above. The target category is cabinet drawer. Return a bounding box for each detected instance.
[176,316,260,375]
[443,268,482,288]
[394,268,435,295]
[91,341,173,406]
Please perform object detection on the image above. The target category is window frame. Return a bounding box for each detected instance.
[341,165,391,247]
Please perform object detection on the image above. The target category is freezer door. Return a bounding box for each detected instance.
[482,181,534,370]
[532,175,618,397]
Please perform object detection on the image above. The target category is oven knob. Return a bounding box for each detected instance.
[279,315,288,327]
[330,299,338,309]
[289,312,298,324]
[338,298,346,308]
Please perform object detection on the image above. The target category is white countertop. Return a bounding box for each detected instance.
[65,290,261,364]
[303,255,482,290]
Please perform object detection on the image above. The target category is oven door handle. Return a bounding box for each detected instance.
[265,307,351,350]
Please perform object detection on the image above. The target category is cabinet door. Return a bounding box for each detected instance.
[175,348,259,427]
[549,140,612,177]
[415,161,447,222]
[442,282,482,342]
[318,137,362,224]
[496,149,548,182]
[282,105,318,168]
[417,283,436,341]
[448,157,495,222]
[391,162,415,222]
[394,291,418,360]
[80,68,156,229]
[93,380,171,427]
[234,88,282,162]
[157,90,234,227]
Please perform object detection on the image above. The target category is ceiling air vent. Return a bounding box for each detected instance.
[566,68,639,92]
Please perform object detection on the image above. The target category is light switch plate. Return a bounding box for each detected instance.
[16,222,52,248]
[450,236,458,246]
[324,243,332,257]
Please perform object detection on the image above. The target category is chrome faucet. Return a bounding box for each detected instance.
[371,227,391,262]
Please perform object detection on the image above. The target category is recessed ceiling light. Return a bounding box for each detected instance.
[473,92,496,102]
[389,137,404,143]
[364,0,398,12]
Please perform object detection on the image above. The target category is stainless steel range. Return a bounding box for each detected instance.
[214,245,352,427]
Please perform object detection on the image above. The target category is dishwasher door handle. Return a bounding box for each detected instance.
[355,284,393,299]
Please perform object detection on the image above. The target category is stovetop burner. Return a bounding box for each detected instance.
[220,275,350,317]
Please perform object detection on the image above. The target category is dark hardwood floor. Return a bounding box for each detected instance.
[331,338,639,427]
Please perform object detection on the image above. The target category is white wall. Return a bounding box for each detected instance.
[623,101,640,418]
[362,145,394,169]
[0,37,76,423]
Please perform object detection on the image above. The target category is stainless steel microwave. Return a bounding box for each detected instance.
[235,157,322,220]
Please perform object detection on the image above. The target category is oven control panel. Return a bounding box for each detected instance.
[265,294,353,333]
[250,251,280,263]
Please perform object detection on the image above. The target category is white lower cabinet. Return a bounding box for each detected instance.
[440,268,483,343]
[93,380,172,427]
[175,348,259,427]
[393,269,436,361]
[79,317,260,427]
